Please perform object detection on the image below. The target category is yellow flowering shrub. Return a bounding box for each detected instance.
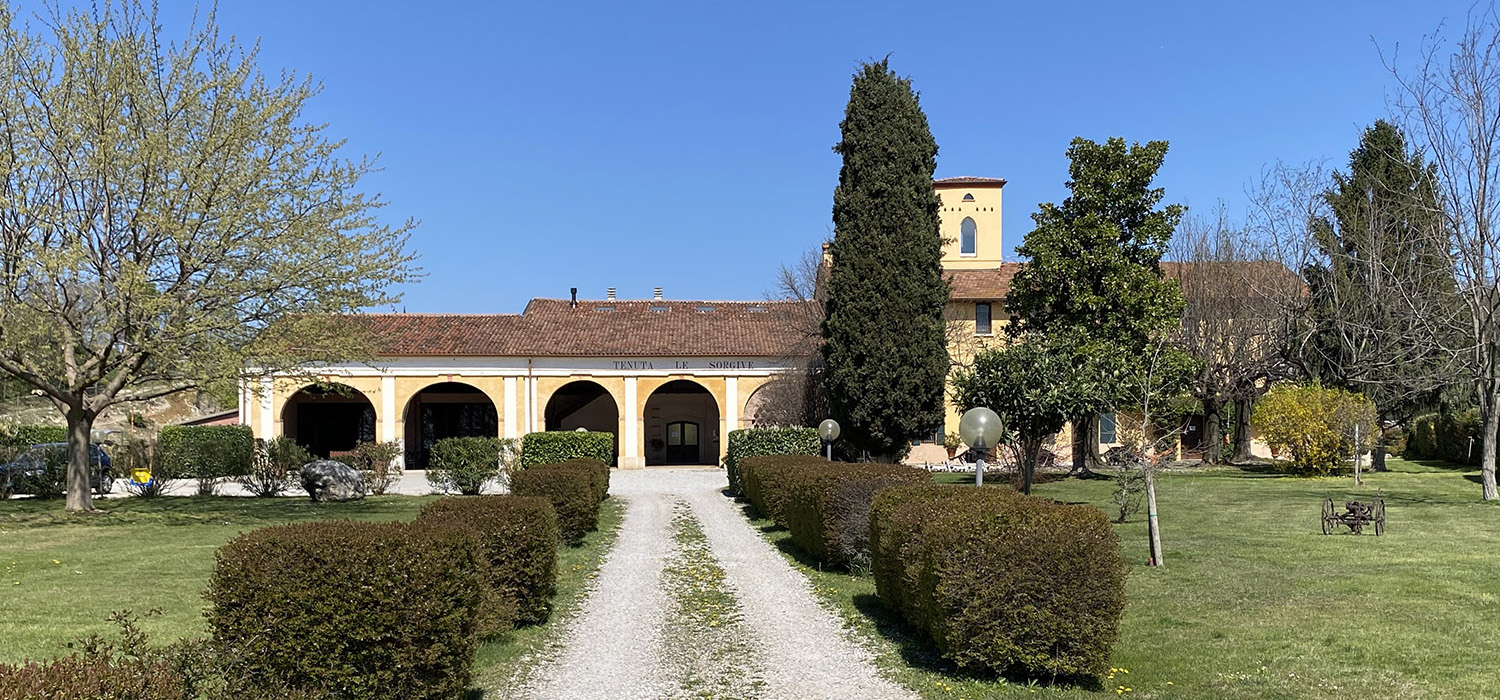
[1253,384,1376,475]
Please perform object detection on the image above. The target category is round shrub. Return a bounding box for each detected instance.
[419,495,560,630]
[1253,384,1376,475]
[723,427,820,495]
[518,430,614,467]
[426,436,514,495]
[778,461,929,570]
[206,520,487,700]
[510,462,602,545]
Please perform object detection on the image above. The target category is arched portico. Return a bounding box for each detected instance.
[642,379,721,465]
[281,383,376,459]
[543,380,620,465]
[402,381,499,469]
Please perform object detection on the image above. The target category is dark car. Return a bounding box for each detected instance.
[0,443,114,497]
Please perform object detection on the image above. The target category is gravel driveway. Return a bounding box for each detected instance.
[518,468,914,700]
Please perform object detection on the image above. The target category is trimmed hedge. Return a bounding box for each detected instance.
[207,520,487,700]
[426,436,510,495]
[419,495,560,630]
[511,462,603,545]
[0,654,184,700]
[869,484,1127,681]
[0,424,67,447]
[157,424,255,479]
[519,430,615,467]
[1406,409,1481,465]
[779,461,929,569]
[723,427,820,496]
[738,454,829,525]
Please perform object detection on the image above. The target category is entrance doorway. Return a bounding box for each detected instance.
[644,380,719,465]
[281,384,375,459]
[402,382,498,469]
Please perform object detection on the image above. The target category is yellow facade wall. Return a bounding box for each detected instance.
[936,186,1004,269]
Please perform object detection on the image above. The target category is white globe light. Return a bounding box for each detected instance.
[818,418,841,442]
[958,407,1003,450]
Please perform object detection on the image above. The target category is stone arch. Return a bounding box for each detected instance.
[543,380,620,464]
[402,381,499,469]
[643,379,721,465]
[281,383,376,459]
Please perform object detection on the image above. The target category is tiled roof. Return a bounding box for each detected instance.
[934,176,1007,187]
[947,264,1021,300]
[354,299,808,357]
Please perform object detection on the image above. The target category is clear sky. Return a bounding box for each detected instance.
[20,1,1481,312]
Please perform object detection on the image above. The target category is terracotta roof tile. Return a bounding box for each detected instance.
[947,264,1021,300]
[354,299,807,357]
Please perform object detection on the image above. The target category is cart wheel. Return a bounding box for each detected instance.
[1321,498,1334,535]
[1373,498,1385,536]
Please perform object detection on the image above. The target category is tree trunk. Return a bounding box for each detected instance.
[1372,433,1388,472]
[1022,437,1041,495]
[1145,470,1163,566]
[1201,399,1222,465]
[1070,414,1096,476]
[1231,396,1256,463]
[64,408,97,513]
[1482,390,1499,501]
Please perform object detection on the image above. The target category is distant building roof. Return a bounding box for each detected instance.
[354,299,808,358]
[947,264,1022,300]
[933,176,1008,188]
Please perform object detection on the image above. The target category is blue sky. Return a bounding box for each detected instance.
[28,1,1480,312]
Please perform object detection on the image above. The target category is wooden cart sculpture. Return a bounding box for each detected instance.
[1321,497,1385,535]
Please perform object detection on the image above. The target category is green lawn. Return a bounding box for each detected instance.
[0,492,626,699]
[757,459,1500,700]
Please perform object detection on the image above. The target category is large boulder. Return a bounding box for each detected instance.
[300,460,366,502]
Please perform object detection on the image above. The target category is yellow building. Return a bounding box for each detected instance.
[244,174,1246,468]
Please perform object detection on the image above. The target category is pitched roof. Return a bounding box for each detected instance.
[933,176,1008,188]
[947,264,1021,300]
[353,299,807,358]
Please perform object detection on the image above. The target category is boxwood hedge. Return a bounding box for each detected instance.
[869,484,1127,681]
[0,424,67,447]
[779,461,928,569]
[723,427,820,495]
[419,495,560,630]
[519,431,614,467]
[206,519,487,700]
[510,461,604,545]
[156,424,254,479]
[738,454,829,525]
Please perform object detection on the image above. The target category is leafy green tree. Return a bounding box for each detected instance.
[951,331,1117,493]
[1304,120,1458,470]
[0,2,417,511]
[822,59,949,460]
[1005,138,1186,469]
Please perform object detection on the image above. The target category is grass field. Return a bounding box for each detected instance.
[0,491,625,700]
[758,458,1500,700]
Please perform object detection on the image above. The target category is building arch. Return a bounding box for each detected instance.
[960,217,977,255]
[643,379,721,465]
[402,381,499,469]
[281,383,376,459]
[543,380,620,464]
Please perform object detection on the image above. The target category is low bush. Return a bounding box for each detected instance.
[869,485,1127,681]
[0,424,67,447]
[519,430,614,467]
[778,461,928,570]
[6,443,68,499]
[738,454,828,525]
[426,436,515,495]
[547,457,610,501]
[419,495,560,631]
[239,437,310,498]
[206,520,487,700]
[349,440,404,495]
[1406,408,1481,465]
[156,425,255,495]
[1253,384,1376,475]
[723,426,820,496]
[511,462,602,545]
[0,647,185,700]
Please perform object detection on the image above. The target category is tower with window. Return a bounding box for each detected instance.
[933,176,1005,269]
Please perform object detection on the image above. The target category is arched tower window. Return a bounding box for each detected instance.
[960,217,977,255]
[962,193,975,202]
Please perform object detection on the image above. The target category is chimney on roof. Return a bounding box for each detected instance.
[606,287,616,301]
[653,286,662,300]
[570,287,578,308]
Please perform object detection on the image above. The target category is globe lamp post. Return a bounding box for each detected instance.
[958,407,1002,487]
[818,419,841,460]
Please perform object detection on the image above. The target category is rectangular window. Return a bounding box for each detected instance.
[975,303,992,335]
[1099,412,1118,444]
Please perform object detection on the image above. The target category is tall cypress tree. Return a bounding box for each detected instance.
[822,59,949,461]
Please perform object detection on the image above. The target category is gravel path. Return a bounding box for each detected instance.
[524,468,914,700]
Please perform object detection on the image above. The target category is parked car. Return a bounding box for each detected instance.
[0,443,114,497]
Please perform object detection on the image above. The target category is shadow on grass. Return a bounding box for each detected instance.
[0,493,429,529]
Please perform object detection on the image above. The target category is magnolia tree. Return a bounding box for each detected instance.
[0,3,417,511]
